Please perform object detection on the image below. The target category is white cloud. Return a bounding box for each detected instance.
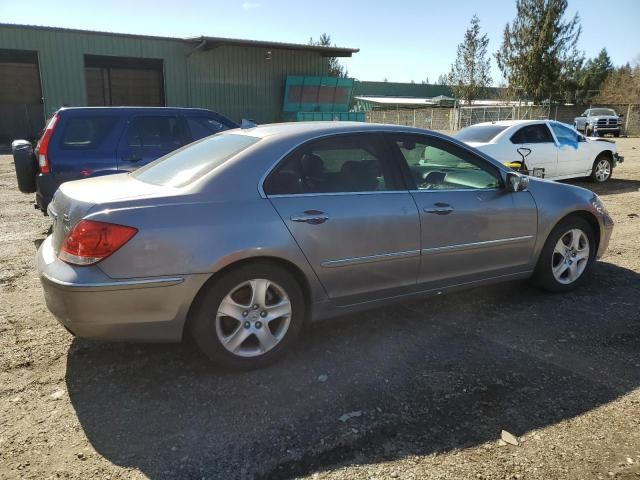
[242,1,261,10]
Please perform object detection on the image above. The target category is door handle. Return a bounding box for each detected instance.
[290,210,328,225]
[424,203,454,215]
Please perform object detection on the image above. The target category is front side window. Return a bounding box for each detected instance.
[127,116,188,150]
[394,135,502,190]
[510,124,554,144]
[61,116,117,149]
[550,122,580,147]
[265,135,400,195]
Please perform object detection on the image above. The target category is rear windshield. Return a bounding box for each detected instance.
[454,125,508,143]
[132,133,259,187]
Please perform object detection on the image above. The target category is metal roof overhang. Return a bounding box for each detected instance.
[186,36,359,57]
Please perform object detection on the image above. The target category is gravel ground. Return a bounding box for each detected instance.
[1,139,639,480]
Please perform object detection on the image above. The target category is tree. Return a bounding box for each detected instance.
[309,33,349,78]
[595,63,640,104]
[447,15,492,104]
[574,48,614,104]
[436,73,449,85]
[495,0,581,103]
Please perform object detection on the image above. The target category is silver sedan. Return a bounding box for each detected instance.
[37,122,614,369]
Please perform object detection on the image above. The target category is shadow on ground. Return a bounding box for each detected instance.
[66,261,640,479]
[566,177,640,196]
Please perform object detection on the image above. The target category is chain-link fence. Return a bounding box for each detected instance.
[366,108,455,131]
[365,103,640,136]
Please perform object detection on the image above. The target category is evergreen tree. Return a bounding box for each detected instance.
[447,15,492,104]
[309,33,349,78]
[575,48,614,104]
[495,0,581,103]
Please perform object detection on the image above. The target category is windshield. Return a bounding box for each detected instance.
[454,125,508,143]
[589,108,616,116]
[132,133,259,187]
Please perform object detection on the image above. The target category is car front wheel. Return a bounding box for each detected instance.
[590,154,612,183]
[533,217,595,293]
[190,262,305,369]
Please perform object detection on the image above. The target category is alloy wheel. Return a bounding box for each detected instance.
[551,228,590,285]
[215,279,292,357]
[594,159,611,182]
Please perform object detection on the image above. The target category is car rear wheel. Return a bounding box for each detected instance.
[590,154,612,183]
[533,217,595,293]
[190,262,305,369]
[584,124,591,136]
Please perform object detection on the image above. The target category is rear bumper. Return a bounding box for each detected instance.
[37,236,210,342]
[35,173,60,212]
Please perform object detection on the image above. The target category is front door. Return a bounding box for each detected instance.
[389,134,538,289]
[549,121,591,177]
[264,134,420,305]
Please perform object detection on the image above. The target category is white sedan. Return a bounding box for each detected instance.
[454,120,623,182]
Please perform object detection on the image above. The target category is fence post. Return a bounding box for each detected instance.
[413,109,416,127]
[625,103,631,135]
[554,104,558,120]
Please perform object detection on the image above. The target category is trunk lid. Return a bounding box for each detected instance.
[48,173,172,254]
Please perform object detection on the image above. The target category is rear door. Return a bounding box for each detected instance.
[117,113,189,170]
[389,133,538,289]
[509,123,558,178]
[264,133,420,305]
[548,121,592,177]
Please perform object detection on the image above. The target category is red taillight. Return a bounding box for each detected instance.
[36,114,59,174]
[59,220,138,266]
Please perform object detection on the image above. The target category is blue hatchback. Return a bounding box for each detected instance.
[12,107,239,212]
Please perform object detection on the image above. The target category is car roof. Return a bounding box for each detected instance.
[57,106,225,115]
[465,119,548,128]
[234,121,441,140]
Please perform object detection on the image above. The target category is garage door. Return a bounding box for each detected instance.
[0,49,44,144]
[85,55,165,107]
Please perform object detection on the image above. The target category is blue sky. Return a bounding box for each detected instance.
[1,0,638,83]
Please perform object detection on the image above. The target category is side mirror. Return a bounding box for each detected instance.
[506,172,529,192]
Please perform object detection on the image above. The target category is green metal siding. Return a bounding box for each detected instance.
[353,81,504,101]
[0,25,329,123]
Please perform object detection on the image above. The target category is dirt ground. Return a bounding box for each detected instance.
[1,139,639,480]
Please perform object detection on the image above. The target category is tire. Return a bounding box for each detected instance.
[533,216,596,293]
[584,124,591,136]
[590,154,612,183]
[613,131,620,138]
[190,261,305,369]
[12,142,37,194]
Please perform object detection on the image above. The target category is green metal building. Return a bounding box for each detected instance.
[0,23,358,142]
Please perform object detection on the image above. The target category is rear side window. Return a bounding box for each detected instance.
[265,135,401,195]
[132,133,259,187]
[187,116,231,140]
[127,116,188,150]
[61,116,117,149]
[510,124,554,144]
[454,125,508,143]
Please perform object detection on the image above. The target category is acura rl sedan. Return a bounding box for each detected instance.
[37,122,613,369]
